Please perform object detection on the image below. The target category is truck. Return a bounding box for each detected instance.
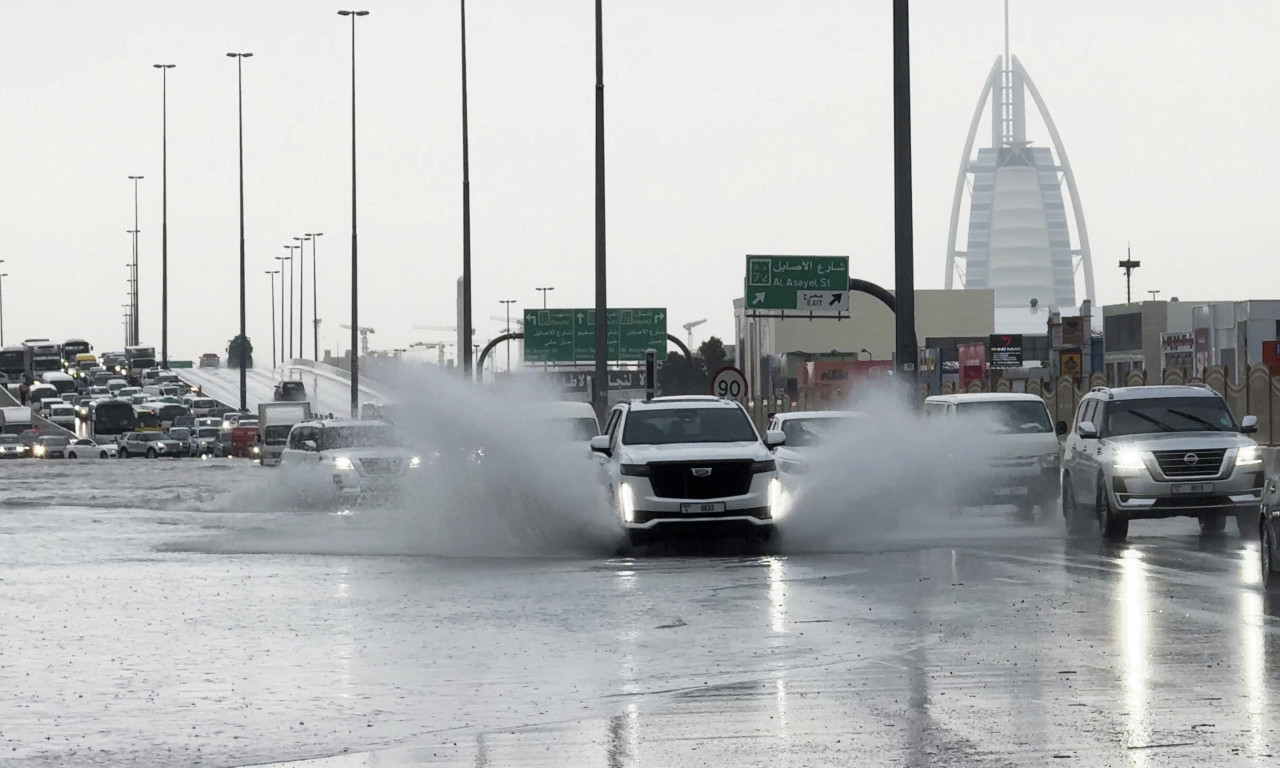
[124,345,157,385]
[227,335,253,369]
[22,340,63,382]
[0,406,35,435]
[257,401,313,466]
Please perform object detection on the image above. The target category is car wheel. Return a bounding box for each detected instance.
[1262,520,1279,592]
[120,448,129,459]
[99,451,107,459]
[1098,480,1128,541]
[1063,478,1091,537]
[1236,511,1254,538]
[67,452,76,459]
[1198,514,1227,535]
[146,448,157,459]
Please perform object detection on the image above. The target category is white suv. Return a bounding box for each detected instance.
[280,419,422,501]
[591,396,786,546]
[1060,385,1263,540]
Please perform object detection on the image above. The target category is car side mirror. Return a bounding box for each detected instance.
[589,435,611,456]
[303,440,318,452]
[1077,421,1099,439]
[1055,420,1069,436]
[1241,414,1258,434]
[764,429,786,448]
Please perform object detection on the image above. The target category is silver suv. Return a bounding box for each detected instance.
[1061,385,1263,540]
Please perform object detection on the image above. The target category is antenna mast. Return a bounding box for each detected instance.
[1118,243,1141,304]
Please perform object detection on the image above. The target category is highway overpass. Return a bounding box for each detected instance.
[175,360,391,417]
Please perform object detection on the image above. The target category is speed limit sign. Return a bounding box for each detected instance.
[710,366,748,400]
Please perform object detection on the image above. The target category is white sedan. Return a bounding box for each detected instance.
[65,438,119,460]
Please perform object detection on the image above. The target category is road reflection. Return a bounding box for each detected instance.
[1117,547,1152,760]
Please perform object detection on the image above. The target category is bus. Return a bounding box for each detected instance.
[88,400,137,442]
[61,339,92,366]
[23,340,63,381]
[0,346,25,381]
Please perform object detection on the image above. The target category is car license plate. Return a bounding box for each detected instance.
[681,502,726,515]
[1172,483,1213,495]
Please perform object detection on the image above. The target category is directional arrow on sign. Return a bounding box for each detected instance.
[753,291,765,305]
[828,293,843,306]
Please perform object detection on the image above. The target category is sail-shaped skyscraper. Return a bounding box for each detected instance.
[945,33,1096,333]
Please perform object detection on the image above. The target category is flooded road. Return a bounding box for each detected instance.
[2,460,1277,767]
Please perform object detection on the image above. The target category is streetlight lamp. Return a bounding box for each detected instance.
[305,232,323,360]
[284,244,299,360]
[265,269,280,368]
[227,51,252,412]
[0,271,8,346]
[154,63,175,368]
[274,255,291,365]
[293,235,310,357]
[338,8,369,416]
[535,286,554,309]
[499,299,516,372]
[127,174,143,345]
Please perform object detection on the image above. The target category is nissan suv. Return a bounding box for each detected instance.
[279,419,423,502]
[590,396,786,546]
[1060,385,1262,540]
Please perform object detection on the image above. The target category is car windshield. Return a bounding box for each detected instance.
[169,429,190,439]
[41,437,69,446]
[780,417,852,447]
[318,425,401,450]
[623,407,759,445]
[1105,396,1237,437]
[956,400,1053,433]
[195,428,218,438]
[0,435,19,445]
[279,382,304,393]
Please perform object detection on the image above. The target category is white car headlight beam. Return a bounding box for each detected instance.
[1238,445,1263,467]
[333,456,354,471]
[1113,446,1146,477]
[618,482,636,524]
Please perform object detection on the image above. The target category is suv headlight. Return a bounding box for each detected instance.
[1238,445,1263,467]
[333,456,355,470]
[1037,451,1060,469]
[1113,446,1146,477]
[408,455,422,468]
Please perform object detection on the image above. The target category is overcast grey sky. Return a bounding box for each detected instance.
[3,1,1277,363]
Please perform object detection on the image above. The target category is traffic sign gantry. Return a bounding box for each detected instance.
[523,308,667,363]
[744,255,849,312]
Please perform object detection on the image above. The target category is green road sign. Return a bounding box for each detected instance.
[744,255,849,311]
[523,308,667,363]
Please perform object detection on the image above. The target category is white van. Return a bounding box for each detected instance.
[922,393,1065,515]
[183,396,218,417]
[537,400,600,441]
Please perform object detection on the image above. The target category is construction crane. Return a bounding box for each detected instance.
[683,318,707,348]
[489,314,524,332]
[338,323,375,355]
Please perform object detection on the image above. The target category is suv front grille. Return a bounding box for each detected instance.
[1152,449,1226,478]
[359,458,402,475]
[647,461,753,499]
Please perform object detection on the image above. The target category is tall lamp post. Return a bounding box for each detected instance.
[499,299,516,372]
[460,0,473,379]
[293,235,310,357]
[284,244,299,360]
[153,63,175,368]
[127,174,143,345]
[274,255,290,366]
[305,232,323,360]
[227,51,252,412]
[126,230,140,345]
[0,270,7,346]
[265,269,279,368]
[338,8,369,416]
[535,286,554,309]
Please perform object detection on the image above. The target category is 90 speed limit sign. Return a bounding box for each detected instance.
[710,366,748,400]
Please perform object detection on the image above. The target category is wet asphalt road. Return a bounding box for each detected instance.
[2,460,1278,767]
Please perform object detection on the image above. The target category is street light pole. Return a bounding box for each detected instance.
[499,299,516,372]
[227,51,253,412]
[126,229,140,345]
[0,271,7,347]
[285,243,299,360]
[592,0,608,419]
[266,270,279,368]
[460,0,473,379]
[154,64,175,368]
[536,286,554,310]
[127,175,143,346]
[275,255,290,366]
[293,235,310,357]
[338,9,369,416]
[305,232,323,360]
